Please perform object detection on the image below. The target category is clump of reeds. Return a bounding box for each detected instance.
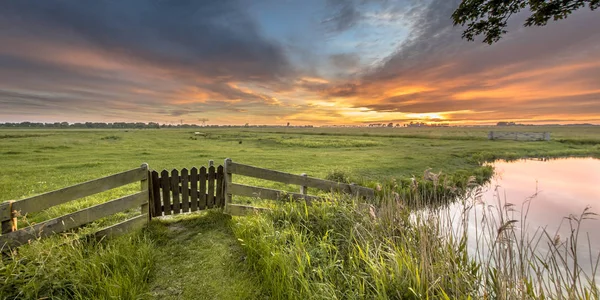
[232,169,598,299]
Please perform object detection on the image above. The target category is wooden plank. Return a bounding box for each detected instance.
[5,168,147,220]
[229,162,374,198]
[151,171,162,217]
[180,168,190,213]
[199,167,207,210]
[207,166,215,208]
[95,214,147,240]
[224,158,233,207]
[190,167,199,212]
[161,170,171,216]
[227,204,270,216]
[229,183,319,202]
[140,164,149,220]
[0,201,16,234]
[216,165,224,208]
[0,191,148,248]
[171,169,180,214]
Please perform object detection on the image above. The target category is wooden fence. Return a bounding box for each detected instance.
[223,158,375,215]
[488,131,550,141]
[149,161,224,217]
[0,164,150,249]
[1,159,375,247]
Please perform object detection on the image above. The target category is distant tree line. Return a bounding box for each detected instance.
[1,121,172,129]
[0,122,315,129]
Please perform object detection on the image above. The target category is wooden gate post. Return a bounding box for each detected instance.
[299,173,308,199]
[140,163,150,221]
[224,158,233,213]
[0,200,16,234]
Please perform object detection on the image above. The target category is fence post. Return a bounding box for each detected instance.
[0,200,16,234]
[224,158,232,213]
[299,173,308,199]
[140,163,150,221]
[209,160,214,168]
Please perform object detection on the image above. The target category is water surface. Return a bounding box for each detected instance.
[449,157,600,284]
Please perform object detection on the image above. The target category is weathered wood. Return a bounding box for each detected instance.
[207,166,215,208]
[199,167,207,210]
[5,168,147,220]
[151,171,162,217]
[216,165,224,208]
[0,201,16,234]
[181,168,190,213]
[171,169,180,214]
[227,204,270,216]
[229,162,374,198]
[300,173,308,196]
[224,158,233,209]
[161,170,171,216]
[140,163,150,221]
[229,183,319,202]
[0,191,148,248]
[95,214,147,240]
[190,167,199,212]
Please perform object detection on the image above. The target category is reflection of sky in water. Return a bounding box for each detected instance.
[446,158,600,287]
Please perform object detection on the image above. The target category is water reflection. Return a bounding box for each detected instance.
[448,157,600,286]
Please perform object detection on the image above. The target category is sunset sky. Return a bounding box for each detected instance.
[1,0,599,126]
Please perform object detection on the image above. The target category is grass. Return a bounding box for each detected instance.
[232,182,599,299]
[0,231,153,299]
[0,126,599,299]
[145,211,265,299]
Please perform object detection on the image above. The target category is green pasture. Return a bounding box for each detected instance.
[1,126,599,299]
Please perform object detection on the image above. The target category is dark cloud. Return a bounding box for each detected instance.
[0,0,292,82]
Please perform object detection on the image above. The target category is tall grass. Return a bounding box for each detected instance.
[232,173,599,299]
[0,231,154,299]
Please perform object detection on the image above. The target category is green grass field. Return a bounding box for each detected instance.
[1,126,599,299]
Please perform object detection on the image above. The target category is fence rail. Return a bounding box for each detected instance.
[0,164,150,249]
[488,131,550,141]
[223,159,375,215]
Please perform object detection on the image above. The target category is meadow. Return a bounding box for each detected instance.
[1,126,599,299]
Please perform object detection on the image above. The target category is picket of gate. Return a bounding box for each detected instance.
[149,164,224,217]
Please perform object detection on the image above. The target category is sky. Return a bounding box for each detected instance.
[0,0,599,126]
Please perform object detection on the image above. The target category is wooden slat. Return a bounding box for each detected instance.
[227,204,270,216]
[216,165,224,208]
[181,168,190,213]
[151,171,162,217]
[171,169,180,214]
[190,167,199,212]
[199,167,207,210]
[229,183,319,202]
[0,191,148,248]
[4,168,147,221]
[95,214,147,240]
[229,162,374,198]
[161,170,171,216]
[1,201,16,234]
[207,166,215,208]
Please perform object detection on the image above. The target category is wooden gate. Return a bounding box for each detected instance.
[149,164,224,217]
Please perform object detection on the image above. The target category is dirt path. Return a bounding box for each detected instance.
[146,211,265,299]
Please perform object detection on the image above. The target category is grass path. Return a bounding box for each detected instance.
[146,211,266,299]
